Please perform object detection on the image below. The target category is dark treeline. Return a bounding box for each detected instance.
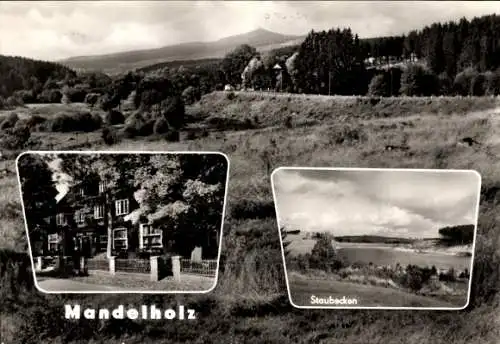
[438,224,475,245]
[361,14,500,75]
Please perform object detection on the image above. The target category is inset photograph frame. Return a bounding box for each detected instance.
[16,150,230,294]
[271,167,481,310]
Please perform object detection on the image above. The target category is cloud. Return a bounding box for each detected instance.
[1,1,500,60]
[272,169,480,238]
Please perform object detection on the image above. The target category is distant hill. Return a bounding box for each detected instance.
[60,28,305,74]
[335,235,416,244]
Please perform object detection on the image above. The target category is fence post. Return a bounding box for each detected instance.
[56,256,64,271]
[171,256,181,282]
[35,256,42,272]
[150,256,159,282]
[109,256,115,275]
[80,256,88,276]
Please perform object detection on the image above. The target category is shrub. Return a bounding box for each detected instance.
[484,70,500,95]
[37,89,62,103]
[124,112,155,137]
[368,74,388,96]
[13,90,36,103]
[226,91,236,100]
[102,126,119,145]
[459,268,470,279]
[159,96,185,129]
[471,73,486,96]
[308,233,345,272]
[438,72,453,95]
[1,125,31,149]
[105,109,125,125]
[84,92,100,107]
[206,117,257,130]
[164,130,180,142]
[399,265,424,291]
[230,200,276,220]
[454,67,478,96]
[15,115,47,133]
[62,87,87,103]
[400,64,437,96]
[439,267,457,282]
[153,117,170,134]
[0,113,19,130]
[5,96,24,108]
[182,86,198,105]
[23,115,47,129]
[329,123,366,145]
[45,112,102,132]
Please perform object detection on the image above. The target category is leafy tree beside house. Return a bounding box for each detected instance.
[59,154,143,258]
[16,154,59,255]
[132,154,227,258]
[57,153,227,259]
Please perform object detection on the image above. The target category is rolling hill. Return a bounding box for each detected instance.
[60,28,304,74]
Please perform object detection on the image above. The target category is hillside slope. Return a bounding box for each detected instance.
[60,28,304,74]
[192,91,500,128]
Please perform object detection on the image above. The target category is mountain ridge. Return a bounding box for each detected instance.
[59,28,305,73]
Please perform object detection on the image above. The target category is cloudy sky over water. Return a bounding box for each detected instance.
[272,169,481,238]
[1,1,500,60]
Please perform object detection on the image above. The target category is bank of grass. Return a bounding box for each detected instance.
[192,91,500,128]
[1,94,500,343]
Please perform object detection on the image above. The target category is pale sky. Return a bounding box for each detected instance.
[47,157,71,202]
[1,1,500,61]
[272,169,481,238]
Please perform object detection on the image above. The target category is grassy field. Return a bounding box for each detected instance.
[1,93,500,343]
[288,274,464,308]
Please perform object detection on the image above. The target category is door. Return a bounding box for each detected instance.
[80,234,94,258]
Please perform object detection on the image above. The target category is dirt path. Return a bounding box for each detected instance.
[37,278,129,292]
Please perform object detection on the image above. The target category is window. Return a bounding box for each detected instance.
[94,204,105,219]
[56,213,66,226]
[139,223,163,249]
[112,228,128,250]
[79,188,85,197]
[76,211,85,224]
[48,233,59,252]
[99,181,106,194]
[115,199,129,216]
[99,235,108,250]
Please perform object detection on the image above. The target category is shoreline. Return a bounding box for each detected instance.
[332,242,472,257]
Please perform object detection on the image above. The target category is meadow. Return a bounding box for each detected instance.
[289,274,463,308]
[1,92,500,343]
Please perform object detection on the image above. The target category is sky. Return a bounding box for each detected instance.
[46,157,71,202]
[1,1,500,61]
[272,169,481,238]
